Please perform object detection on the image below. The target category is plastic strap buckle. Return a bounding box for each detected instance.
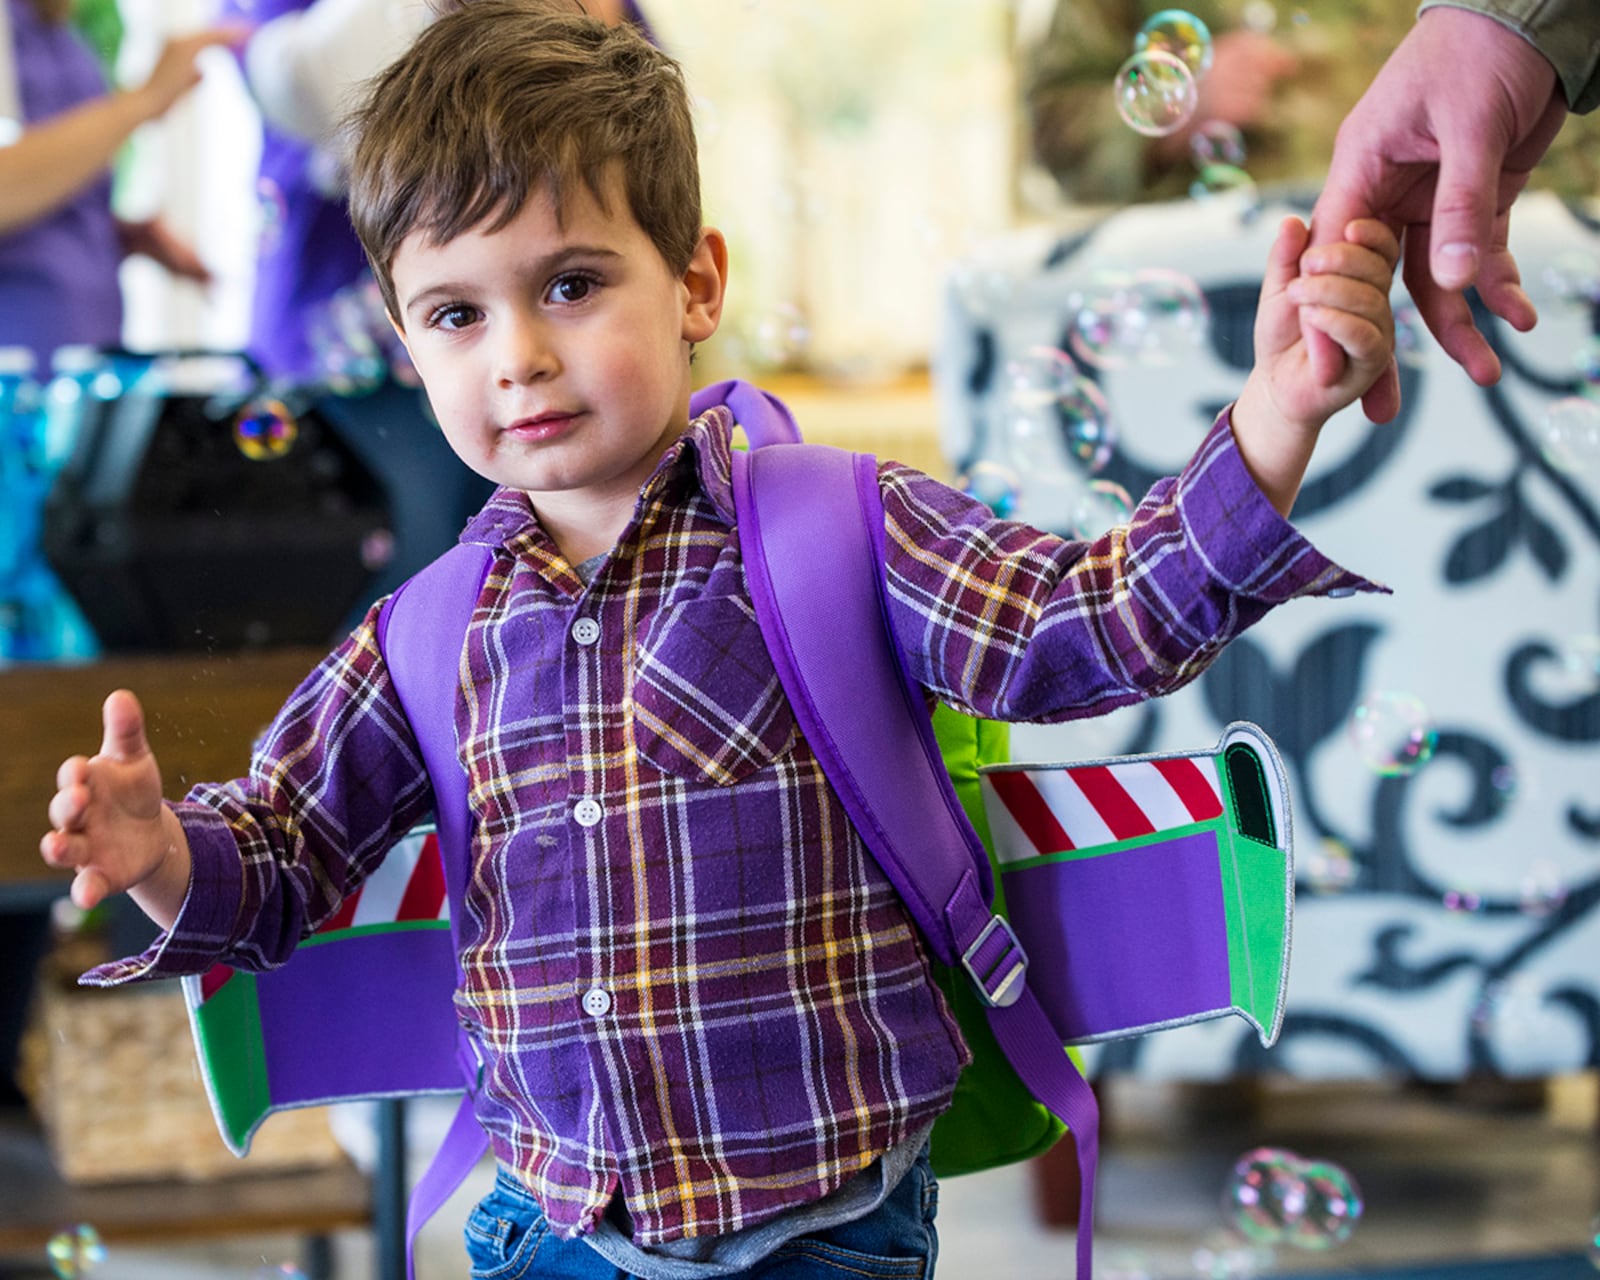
[961,914,1028,1008]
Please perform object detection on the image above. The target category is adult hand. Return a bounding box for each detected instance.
[118,216,214,285]
[126,22,253,124]
[1308,6,1568,422]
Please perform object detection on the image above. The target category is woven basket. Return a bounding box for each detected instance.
[19,957,345,1186]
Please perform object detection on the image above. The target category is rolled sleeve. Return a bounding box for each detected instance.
[79,802,247,987]
[1418,0,1600,113]
[1177,406,1387,603]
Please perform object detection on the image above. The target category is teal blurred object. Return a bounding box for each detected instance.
[0,344,99,663]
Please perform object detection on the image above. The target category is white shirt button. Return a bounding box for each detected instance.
[581,988,612,1017]
[573,798,603,827]
[571,617,601,645]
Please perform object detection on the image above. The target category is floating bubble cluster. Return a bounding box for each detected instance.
[232,398,299,462]
[1346,690,1438,777]
[1003,347,1116,473]
[1068,268,1210,369]
[1222,1147,1363,1250]
[46,1224,105,1279]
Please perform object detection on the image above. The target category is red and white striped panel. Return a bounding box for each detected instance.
[981,754,1224,864]
[317,829,449,933]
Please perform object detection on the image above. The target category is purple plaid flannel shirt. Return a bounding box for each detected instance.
[88,404,1380,1244]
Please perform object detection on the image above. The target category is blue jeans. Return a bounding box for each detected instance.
[463,1156,940,1279]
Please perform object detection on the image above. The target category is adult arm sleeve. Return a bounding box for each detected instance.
[1418,0,1600,112]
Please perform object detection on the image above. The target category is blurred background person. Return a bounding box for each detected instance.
[0,0,241,369]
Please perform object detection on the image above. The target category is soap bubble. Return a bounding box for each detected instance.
[1004,348,1116,473]
[1071,479,1134,538]
[1287,1160,1363,1249]
[1189,121,1246,169]
[1587,1212,1600,1268]
[1538,251,1600,306]
[1537,396,1600,475]
[957,459,1022,519]
[1223,1148,1362,1254]
[1394,299,1429,368]
[1346,690,1437,777]
[1136,9,1215,78]
[1069,268,1209,368]
[1189,163,1257,202]
[1575,338,1600,399]
[1129,267,1210,362]
[1303,837,1357,894]
[1442,885,1485,914]
[1113,49,1198,138]
[1191,1232,1274,1278]
[233,398,299,461]
[1518,861,1569,918]
[1223,1147,1307,1245]
[46,1224,106,1278]
[251,1266,309,1280]
[744,302,811,370]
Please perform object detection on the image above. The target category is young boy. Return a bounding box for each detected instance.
[41,1,1398,1275]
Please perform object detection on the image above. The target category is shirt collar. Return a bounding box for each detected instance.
[457,405,741,551]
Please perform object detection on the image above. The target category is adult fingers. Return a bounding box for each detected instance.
[1426,126,1505,293]
[1403,226,1501,386]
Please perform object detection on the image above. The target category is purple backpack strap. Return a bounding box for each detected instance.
[730,442,1099,1280]
[377,541,495,1280]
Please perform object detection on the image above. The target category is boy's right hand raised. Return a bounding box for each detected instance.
[41,690,191,922]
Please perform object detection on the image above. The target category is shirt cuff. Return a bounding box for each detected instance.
[78,802,245,988]
[1173,406,1390,603]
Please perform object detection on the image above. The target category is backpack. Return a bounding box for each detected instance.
[183,380,1295,1280]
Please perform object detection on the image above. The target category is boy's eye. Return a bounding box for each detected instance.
[549,273,596,304]
[430,303,480,331]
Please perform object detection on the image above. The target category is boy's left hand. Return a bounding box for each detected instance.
[1251,215,1401,433]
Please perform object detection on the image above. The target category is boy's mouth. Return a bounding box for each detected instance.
[504,411,583,442]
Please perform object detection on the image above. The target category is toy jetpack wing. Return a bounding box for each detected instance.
[980,721,1294,1047]
[180,812,464,1157]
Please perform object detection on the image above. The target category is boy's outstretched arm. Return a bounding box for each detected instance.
[40,690,193,928]
[1231,215,1401,518]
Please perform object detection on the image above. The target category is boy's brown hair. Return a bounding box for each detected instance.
[345,0,702,323]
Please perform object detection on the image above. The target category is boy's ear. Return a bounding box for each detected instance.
[681,227,727,345]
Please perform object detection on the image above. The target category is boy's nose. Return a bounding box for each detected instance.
[495,318,559,387]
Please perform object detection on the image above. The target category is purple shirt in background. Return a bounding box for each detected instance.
[88,404,1383,1247]
[222,0,370,382]
[0,0,123,371]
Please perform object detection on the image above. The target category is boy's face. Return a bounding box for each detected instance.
[389,167,724,533]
